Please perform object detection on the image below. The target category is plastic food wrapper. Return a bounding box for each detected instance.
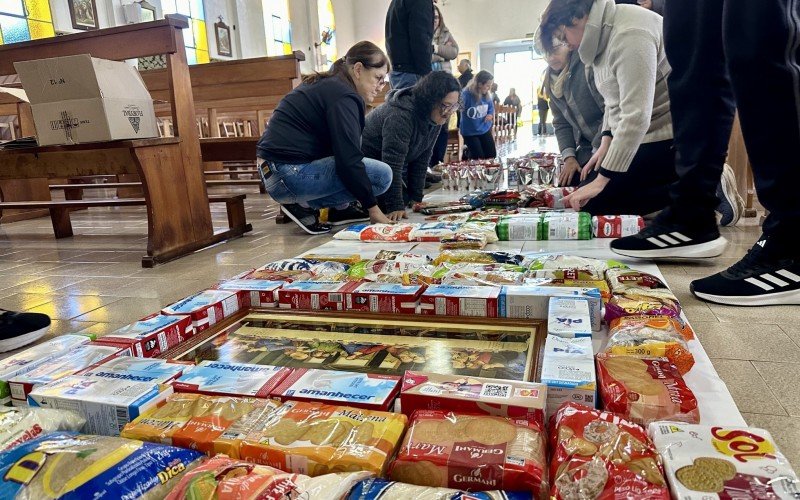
[439,232,488,250]
[605,268,682,317]
[422,204,475,215]
[456,221,498,243]
[0,431,202,500]
[347,260,426,281]
[347,478,534,500]
[528,254,627,280]
[238,401,407,476]
[309,261,350,279]
[596,354,700,425]
[648,422,800,499]
[591,215,645,238]
[433,250,527,267]
[524,277,612,302]
[549,402,670,500]
[389,410,547,495]
[165,455,370,500]
[444,262,527,274]
[0,407,85,452]
[360,224,418,242]
[393,253,432,265]
[302,254,362,265]
[334,224,369,240]
[410,223,459,242]
[260,258,319,272]
[434,213,472,224]
[604,315,695,374]
[441,270,524,286]
[246,269,316,282]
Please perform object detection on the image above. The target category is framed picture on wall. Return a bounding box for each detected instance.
[215,20,232,57]
[68,0,99,30]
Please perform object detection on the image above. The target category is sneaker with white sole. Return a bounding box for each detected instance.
[691,236,800,306]
[716,163,744,227]
[327,203,370,226]
[610,222,727,259]
[280,204,331,235]
[0,309,51,353]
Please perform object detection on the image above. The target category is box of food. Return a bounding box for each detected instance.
[499,285,602,331]
[272,368,400,411]
[345,283,423,314]
[592,215,645,238]
[540,335,596,416]
[8,344,128,404]
[79,357,186,384]
[0,335,92,405]
[172,361,291,398]
[27,375,172,435]
[400,371,546,426]
[162,290,243,332]
[278,281,360,311]
[93,313,193,358]
[547,297,592,338]
[419,285,500,317]
[216,279,284,308]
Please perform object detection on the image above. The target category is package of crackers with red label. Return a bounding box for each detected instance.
[549,402,670,500]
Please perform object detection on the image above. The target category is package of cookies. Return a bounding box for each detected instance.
[346,477,534,500]
[603,316,695,374]
[604,269,684,324]
[648,422,800,499]
[238,401,407,476]
[389,410,547,494]
[549,402,670,499]
[360,223,418,242]
[596,354,700,425]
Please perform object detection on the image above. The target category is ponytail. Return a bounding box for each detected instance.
[303,41,391,87]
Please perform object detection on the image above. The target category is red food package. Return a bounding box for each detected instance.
[549,402,670,500]
[360,224,416,242]
[596,354,700,425]
[389,410,547,495]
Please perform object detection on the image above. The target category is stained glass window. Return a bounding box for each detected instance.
[162,0,209,64]
[263,0,291,56]
[0,0,55,45]
[316,0,336,71]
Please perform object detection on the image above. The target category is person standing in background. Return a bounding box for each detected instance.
[385,0,434,89]
[457,59,473,89]
[460,70,497,160]
[503,88,522,116]
[536,76,550,136]
[430,4,460,167]
[490,83,501,107]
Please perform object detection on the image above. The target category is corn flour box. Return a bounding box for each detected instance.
[8,344,128,405]
[80,357,186,385]
[172,361,291,398]
[541,335,596,417]
[419,285,500,317]
[271,368,401,411]
[216,279,283,308]
[278,280,360,311]
[547,297,592,338]
[0,335,92,405]
[346,283,423,314]
[28,375,172,435]
[162,290,243,332]
[499,285,602,331]
[94,313,193,358]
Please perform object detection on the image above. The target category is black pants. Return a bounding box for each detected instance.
[463,131,497,160]
[664,0,800,241]
[537,100,549,135]
[430,126,449,167]
[581,140,676,216]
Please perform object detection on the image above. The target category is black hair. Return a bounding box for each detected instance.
[539,0,595,53]
[302,41,390,87]
[412,71,461,119]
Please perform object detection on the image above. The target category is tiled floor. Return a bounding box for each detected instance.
[2,141,798,466]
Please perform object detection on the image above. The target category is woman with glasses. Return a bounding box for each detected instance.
[459,70,497,160]
[256,41,394,235]
[362,72,462,221]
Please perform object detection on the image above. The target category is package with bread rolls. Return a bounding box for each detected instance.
[603,315,696,374]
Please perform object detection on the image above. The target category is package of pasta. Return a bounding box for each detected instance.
[604,315,695,374]
[549,402,670,500]
[333,224,369,240]
[410,223,460,242]
[433,250,527,267]
[456,221,499,243]
[0,431,202,500]
[0,407,85,452]
[238,401,407,477]
[596,354,700,425]
[439,232,488,250]
[302,254,362,265]
[360,224,418,242]
[347,477,534,500]
[165,455,371,500]
[388,410,547,495]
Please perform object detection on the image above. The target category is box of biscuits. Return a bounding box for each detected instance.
[419,285,500,317]
[95,313,194,358]
[80,357,186,385]
[278,281,361,311]
[648,422,800,499]
[547,297,592,338]
[172,361,291,399]
[162,290,243,333]
[541,335,596,416]
[271,368,400,411]
[499,285,603,331]
[389,410,547,495]
[345,283,424,314]
[216,279,284,308]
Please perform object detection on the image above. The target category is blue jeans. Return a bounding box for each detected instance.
[260,156,392,210]
[389,71,421,90]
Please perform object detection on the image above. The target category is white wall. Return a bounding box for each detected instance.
[330,0,356,56]
[234,0,268,58]
[288,0,317,73]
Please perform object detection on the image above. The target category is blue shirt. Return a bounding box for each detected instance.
[459,88,494,137]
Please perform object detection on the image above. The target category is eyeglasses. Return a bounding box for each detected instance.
[439,100,461,114]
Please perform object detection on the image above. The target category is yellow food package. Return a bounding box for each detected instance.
[121,392,202,444]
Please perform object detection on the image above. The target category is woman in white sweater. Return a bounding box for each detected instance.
[539,0,675,215]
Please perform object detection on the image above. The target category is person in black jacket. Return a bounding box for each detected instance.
[256,42,394,235]
[385,0,434,89]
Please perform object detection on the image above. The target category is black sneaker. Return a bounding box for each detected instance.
[716,163,744,227]
[610,221,727,259]
[0,309,51,353]
[280,204,331,235]
[327,203,370,226]
[691,236,800,306]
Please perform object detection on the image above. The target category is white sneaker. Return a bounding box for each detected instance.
[716,163,744,227]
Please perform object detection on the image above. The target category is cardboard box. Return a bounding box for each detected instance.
[400,371,547,427]
[28,375,172,435]
[547,297,593,338]
[162,290,243,333]
[272,368,401,411]
[216,279,283,308]
[345,283,423,314]
[79,357,186,384]
[540,335,596,417]
[94,313,194,358]
[172,361,291,398]
[499,285,602,331]
[277,281,360,311]
[419,285,500,317]
[14,55,158,146]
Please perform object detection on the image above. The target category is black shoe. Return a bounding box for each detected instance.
[610,221,727,259]
[280,204,331,235]
[691,236,800,306]
[0,309,51,353]
[327,203,370,226]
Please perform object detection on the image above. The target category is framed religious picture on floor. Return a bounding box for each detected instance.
[69,0,99,30]
[215,19,232,57]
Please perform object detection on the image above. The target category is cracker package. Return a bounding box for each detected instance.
[0,431,202,499]
[604,315,695,374]
[0,407,85,452]
[94,313,194,358]
[173,361,291,398]
[216,279,284,308]
[345,283,424,314]
[541,336,597,417]
[272,369,400,411]
[549,402,670,499]
[499,285,603,331]
[400,371,547,427]
[162,290,244,333]
[389,410,547,495]
[596,354,700,425]
[547,297,592,338]
[347,477,534,500]
[79,357,186,384]
[419,285,500,317]
[278,281,360,311]
[238,401,407,476]
[648,422,800,499]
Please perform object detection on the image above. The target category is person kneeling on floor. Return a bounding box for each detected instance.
[256,41,395,234]
[362,71,461,221]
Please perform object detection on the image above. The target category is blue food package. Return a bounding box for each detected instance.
[347,477,533,500]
